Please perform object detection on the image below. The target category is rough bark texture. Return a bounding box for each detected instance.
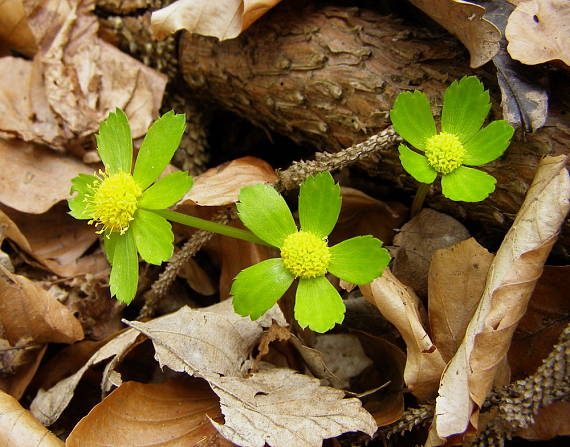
[178,2,570,256]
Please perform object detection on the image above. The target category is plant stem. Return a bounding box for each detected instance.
[152,209,271,247]
[410,183,430,217]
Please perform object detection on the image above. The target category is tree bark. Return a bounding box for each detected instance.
[179,1,570,256]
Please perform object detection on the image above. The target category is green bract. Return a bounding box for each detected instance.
[68,109,192,304]
[231,172,391,333]
[390,76,514,202]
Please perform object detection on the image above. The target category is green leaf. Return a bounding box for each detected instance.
[133,111,186,190]
[441,76,490,143]
[294,277,345,333]
[231,258,295,320]
[463,120,514,166]
[109,229,138,304]
[103,232,120,265]
[236,183,297,248]
[328,236,390,285]
[96,109,132,174]
[298,172,341,238]
[390,90,436,150]
[131,209,174,265]
[68,174,97,219]
[138,171,194,209]
[441,166,496,202]
[398,144,437,184]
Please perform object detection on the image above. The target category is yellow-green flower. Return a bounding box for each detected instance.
[231,172,391,333]
[390,76,514,202]
[68,109,192,303]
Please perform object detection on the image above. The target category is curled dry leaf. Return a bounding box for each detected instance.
[0,139,92,214]
[506,0,570,66]
[0,265,83,345]
[0,208,30,250]
[124,300,286,378]
[392,208,470,298]
[0,342,46,399]
[0,0,37,57]
[432,155,570,441]
[360,268,446,401]
[151,0,282,41]
[66,378,235,447]
[30,329,141,426]
[208,366,377,447]
[0,390,63,447]
[428,238,494,362]
[180,156,277,207]
[409,0,500,68]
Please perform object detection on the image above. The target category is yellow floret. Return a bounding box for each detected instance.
[424,132,465,174]
[280,231,331,278]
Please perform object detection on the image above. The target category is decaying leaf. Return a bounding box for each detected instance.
[428,238,494,362]
[179,156,277,207]
[124,300,286,378]
[485,0,548,132]
[506,0,570,66]
[151,0,282,41]
[409,0,500,68]
[0,342,46,399]
[208,365,377,447]
[0,139,92,214]
[432,155,570,442]
[0,265,83,345]
[30,329,141,426]
[0,208,30,251]
[392,208,470,297]
[0,0,37,57]
[66,378,235,447]
[0,390,63,447]
[360,268,446,401]
[516,401,570,440]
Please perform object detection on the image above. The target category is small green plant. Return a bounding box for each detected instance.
[390,76,514,214]
[231,172,390,332]
[69,110,390,332]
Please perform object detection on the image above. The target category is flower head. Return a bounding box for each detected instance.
[390,76,514,202]
[231,172,391,333]
[68,109,193,304]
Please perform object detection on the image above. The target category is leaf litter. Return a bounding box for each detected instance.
[1,1,569,445]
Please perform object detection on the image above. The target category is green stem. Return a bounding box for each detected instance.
[152,209,271,247]
[411,183,430,217]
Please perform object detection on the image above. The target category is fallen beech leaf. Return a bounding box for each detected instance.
[208,366,377,447]
[30,329,141,426]
[125,300,286,377]
[0,266,83,345]
[0,343,46,399]
[392,208,470,297]
[180,156,277,207]
[0,0,37,57]
[428,238,494,362]
[0,139,92,214]
[67,378,235,447]
[432,155,570,441]
[178,257,217,296]
[506,0,570,66]
[516,401,570,440]
[509,266,570,379]
[409,0,500,68]
[0,390,63,447]
[360,268,446,401]
[151,0,282,41]
[0,208,30,251]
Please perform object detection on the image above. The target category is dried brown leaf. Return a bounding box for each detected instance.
[515,401,570,440]
[208,365,377,447]
[66,378,235,447]
[30,329,141,426]
[151,0,282,41]
[0,0,37,57]
[124,300,286,378]
[0,208,30,250]
[0,139,92,214]
[0,265,83,345]
[0,343,46,399]
[409,0,500,68]
[428,238,494,362]
[360,268,446,401]
[0,389,63,447]
[180,156,277,207]
[506,0,570,66]
[392,208,470,297]
[432,155,570,442]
